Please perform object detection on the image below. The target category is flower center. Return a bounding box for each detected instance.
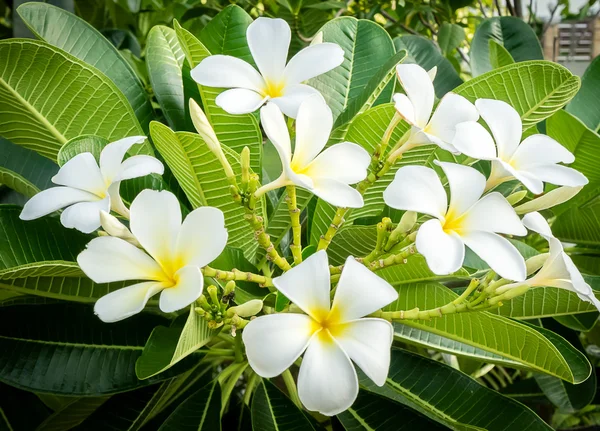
[442,211,465,234]
[263,79,286,98]
[155,256,185,288]
[309,307,345,344]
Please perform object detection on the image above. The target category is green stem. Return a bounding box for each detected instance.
[202,266,273,287]
[282,369,302,409]
[244,210,291,271]
[244,372,259,406]
[220,362,249,415]
[452,279,480,305]
[286,185,303,265]
[234,333,244,363]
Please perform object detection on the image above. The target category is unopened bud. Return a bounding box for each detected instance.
[497,284,530,301]
[241,147,251,187]
[206,285,219,305]
[397,211,417,233]
[227,299,263,317]
[99,211,140,247]
[189,99,220,152]
[506,190,527,206]
[526,253,549,275]
[515,186,583,214]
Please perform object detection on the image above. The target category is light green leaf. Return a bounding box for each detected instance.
[308,17,396,121]
[566,54,600,131]
[470,16,543,77]
[136,306,218,380]
[251,380,316,431]
[199,5,253,63]
[16,2,153,130]
[362,348,553,431]
[454,61,580,130]
[489,39,515,69]
[437,23,465,55]
[0,39,144,160]
[159,380,221,431]
[36,397,109,431]
[328,225,377,265]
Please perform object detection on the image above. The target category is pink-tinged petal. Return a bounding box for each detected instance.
[416,219,465,275]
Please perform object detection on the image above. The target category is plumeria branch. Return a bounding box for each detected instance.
[285,185,303,265]
[202,266,273,287]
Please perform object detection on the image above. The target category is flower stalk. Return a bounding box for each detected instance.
[202,266,273,287]
[286,185,303,265]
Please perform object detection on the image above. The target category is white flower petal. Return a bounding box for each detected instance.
[292,94,333,169]
[94,281,165,323]
[522,211,554,238]
[283,43,344,84]
[334,318,394,386]
[298,331,358,416]
[243,313,314,378]
[461,192,527,236]
[461,231,526,281]
[512,134,575,167]
[510,169,545,195]
[52,153,105,195]
[562,253,600,311]
[310,178,364,208]
[525,164,589,188]
[77,236,163,283]
[436,162,485,217]
[383,166,447,220]
[272,250,331,319]
[190,55,265,92]
[129,190,181,266]
[426,93,479,145]
[396,64,434,128]
[60,195,110,233]
[270,84,320,118]
[416,219,465,275]
[114,155,164,182]
[215,88,266,115]
[107,182,130,217]
[260,103,292,167]
[452,121,497,160]
[475,99,522,160]
[247,17,290,82]
[20,187,99,221]
[330,257,398,322]
[176,207,228,268]
[304,142,370,184]
[159,266,204,313]
[515,186,583,214]
[99,136,146,182]
[393,93,416,125]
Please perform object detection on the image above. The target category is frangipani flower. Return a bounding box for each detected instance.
[452,99,588,194]
[20,136,163,233]
[257,95,370,208]
[191,17,344,118]
[497,212,600,311]
[243,250,398,416]
[78,190,228,323]
[383,161,527,281]
[392,64,478,154]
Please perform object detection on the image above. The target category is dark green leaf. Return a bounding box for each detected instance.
[251,380,316,431]
[437,23,465,55]
[567,55,600,131]
[159,380,221,431]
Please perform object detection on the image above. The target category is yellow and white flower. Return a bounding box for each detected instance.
[243,250,398,416]
[191,17,344,118]
[257,94,370,208]
[392,64,478,154]
[77,190,228,322]
[20,136,163,233]
[452,99,588,193]
[384,161,527,280]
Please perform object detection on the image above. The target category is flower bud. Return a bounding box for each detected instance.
[397,211,417,233]
[227,299,263,318]
[515,186,583,214]
[189,98,220,153]
[99,211,140,247]
[506,190,527,206]
[525,253,549,275]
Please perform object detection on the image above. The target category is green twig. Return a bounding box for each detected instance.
[286,185,303,265]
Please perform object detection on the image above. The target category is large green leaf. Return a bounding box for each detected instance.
[387,283,591,383]
[136,306,218,380]
[36,397,109,431]
[199,5,253,63]
[308,17,396,121]
[251,380,316,431]
[489,39,515,69]
[174,20,262,176]
[438,23,466,56]
[159,380,221,431]
[454,61,580,130]
[16,2,153,130]
[470,16,543,77]
[0,39,144,160]
[0,303,196,395]
[362,348,553,431]
[566,54,600,131]
[150,123,259,260]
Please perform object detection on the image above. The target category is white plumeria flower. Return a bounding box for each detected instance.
[77,190,228,323]
[452,99,588,194]
[383,161,527,281]
[19,136,163,234]
[392,64,478,154]
[190,17,344,118]
[497,212,600,311]
[257,94,370,208]
[243,250,398,416]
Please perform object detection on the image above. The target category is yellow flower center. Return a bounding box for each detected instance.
[262,79,286,98]
[442,210,465,234]
[309,306,346,345]
[154,255,185,288]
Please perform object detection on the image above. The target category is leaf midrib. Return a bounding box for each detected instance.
[0,334,144,350]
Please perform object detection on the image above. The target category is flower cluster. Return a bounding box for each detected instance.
[18,16,596,418]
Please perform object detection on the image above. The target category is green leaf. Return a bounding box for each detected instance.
[174,20,262,176]
[159,380,221,431]
[150,122,259,260]
[0,39,144,160]
[136,306,218,380]
[470,16,543,77]
[210,247,267,303]
[362,348,553,431]
[454,61,580,130]
[437,23,465,55]
[554,312,598,332]
[386,283,591,383]
[251,380,316,431]
[36,397,109,431]
[0,303,196,395]
[16,2,153,130]
[489,39,515,69]
[199,5,253,64]
[328,225,377,265]
[394,35,463,97]
[566,54,600,131]
[308,17,396,121]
